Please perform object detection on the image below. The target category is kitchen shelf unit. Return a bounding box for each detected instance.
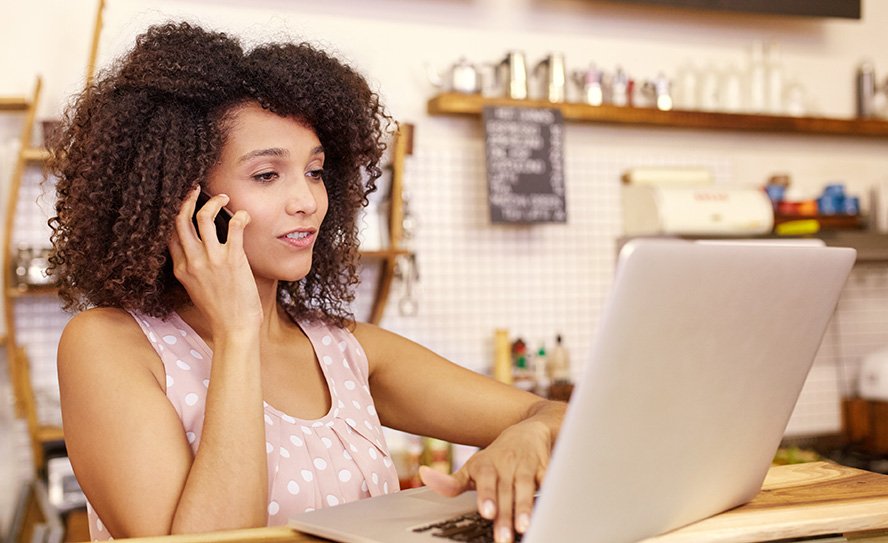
[689,230,888,262]
[366,122,415,324]
[0,97,30,112]
[7,284,60,298]
[427,92,888,138]
[1,78,60,474]
[22,148,50,163]
[617,230,888,264]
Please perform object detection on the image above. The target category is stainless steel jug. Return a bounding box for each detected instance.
[426,57,482,94]
[497,51,528,100]
[534,53,566,103]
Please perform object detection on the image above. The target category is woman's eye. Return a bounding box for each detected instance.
[252,171,278,183]
[306,169,325,180]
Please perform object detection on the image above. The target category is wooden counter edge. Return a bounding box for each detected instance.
[78,462,888,543]
[89,526,324,543]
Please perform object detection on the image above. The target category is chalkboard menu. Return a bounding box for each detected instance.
[483,106,566,224]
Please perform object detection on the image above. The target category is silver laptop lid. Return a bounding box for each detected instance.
[526,239,855,543]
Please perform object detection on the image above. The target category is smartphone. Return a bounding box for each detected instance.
[192,189,233,243]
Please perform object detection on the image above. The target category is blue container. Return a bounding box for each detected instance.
[765,185,785,206]
[818,195,842,215]
[823,183,846,198]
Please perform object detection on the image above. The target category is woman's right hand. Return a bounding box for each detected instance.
[168,186,263,335]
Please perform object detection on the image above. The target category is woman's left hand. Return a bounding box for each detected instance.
[419,402,564,543]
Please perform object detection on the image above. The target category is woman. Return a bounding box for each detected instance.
[50,22,564,543]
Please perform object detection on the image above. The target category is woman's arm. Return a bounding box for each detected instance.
[354,323,567,543]
[60,189,268,538]
[59,309,266,537]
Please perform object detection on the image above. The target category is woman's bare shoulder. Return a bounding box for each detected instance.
[59,307,162,381]
[61,307,144,347]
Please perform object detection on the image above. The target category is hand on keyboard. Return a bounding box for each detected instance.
[419,415,558,543]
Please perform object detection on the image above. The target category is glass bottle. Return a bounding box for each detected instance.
[746,40,767,113]
[766,41,785,115]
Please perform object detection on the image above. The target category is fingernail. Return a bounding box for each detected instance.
[516,513,530,533]
[496,525,512,543]
[481,499,495,519]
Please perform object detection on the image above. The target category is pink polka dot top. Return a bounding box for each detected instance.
[85,310,400,541]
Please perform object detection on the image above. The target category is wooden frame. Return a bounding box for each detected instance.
[367,123,414,324]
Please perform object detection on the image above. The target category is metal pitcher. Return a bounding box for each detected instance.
[534,53,567,103]
[496,51,528,100]
[572,64,604,106]
[426,57,482,94]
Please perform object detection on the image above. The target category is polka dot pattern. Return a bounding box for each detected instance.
[86,310,399,541]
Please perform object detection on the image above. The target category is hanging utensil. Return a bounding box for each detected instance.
[396,253,419,316]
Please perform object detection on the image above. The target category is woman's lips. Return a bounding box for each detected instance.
[277,230,316,249]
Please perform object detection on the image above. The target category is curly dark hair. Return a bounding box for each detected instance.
[47,22,392,327]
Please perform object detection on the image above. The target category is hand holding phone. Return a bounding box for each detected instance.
[192,190,233,243]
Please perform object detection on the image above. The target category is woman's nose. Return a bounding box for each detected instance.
[284,178,319,215]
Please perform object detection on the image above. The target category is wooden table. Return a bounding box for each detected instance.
[97,461,888,543]
[643,461,888,543]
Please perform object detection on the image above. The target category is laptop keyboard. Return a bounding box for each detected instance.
[412,512,523,542]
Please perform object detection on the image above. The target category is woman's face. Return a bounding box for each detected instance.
[207,102,328,284]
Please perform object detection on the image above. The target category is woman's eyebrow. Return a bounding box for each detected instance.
[311,145,325,156]
[237,147,289,163]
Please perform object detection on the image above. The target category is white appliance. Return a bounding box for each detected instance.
[622,185,775,236]
[858,346,888,401]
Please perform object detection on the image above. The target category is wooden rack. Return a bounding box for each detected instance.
[2,0,106,480]
[428,92,888,139]
[1,77,59,471]
[365,123,414,324]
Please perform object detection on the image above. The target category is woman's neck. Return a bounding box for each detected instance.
[178,278,298,346]
[255,277,285,338]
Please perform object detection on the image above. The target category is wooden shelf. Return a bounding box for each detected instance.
[774,213,865,230]
[621,230,888,263]
[359,248,411,260]
[36,425,64,443]
[428,92,888,139]
[7,285,59,298]
[815,230,888,262]
[669,231,888,262]
[0,96,30,112]
[22,148,50,163]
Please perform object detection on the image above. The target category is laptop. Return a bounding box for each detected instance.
[290,239,856,543]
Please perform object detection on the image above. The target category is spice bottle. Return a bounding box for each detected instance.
[857,60,877,118]
[548,334,571,384]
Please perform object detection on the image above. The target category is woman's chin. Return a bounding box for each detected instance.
[280,266,312,283]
